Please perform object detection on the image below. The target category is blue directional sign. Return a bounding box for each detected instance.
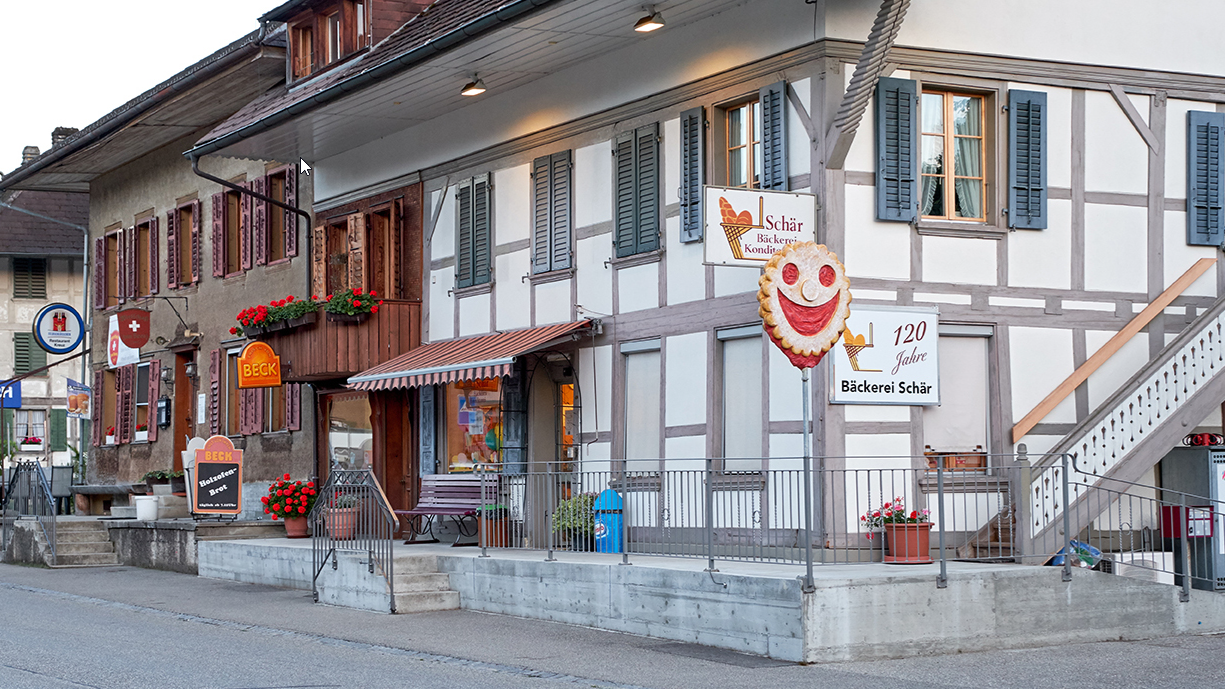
[0,382,22,409]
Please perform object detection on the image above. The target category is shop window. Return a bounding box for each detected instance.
[443,379,502,473]
[920,91,986,221]
[622,342,661,460]
[14,409,45,444]
[327,392,373,470]
[720,333,762,470]
[12,257,46,299]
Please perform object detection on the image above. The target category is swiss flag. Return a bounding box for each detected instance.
[117,309,151,349]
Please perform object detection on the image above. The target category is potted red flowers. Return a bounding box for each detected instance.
[231,296,319,338]
[323,288,382,324]
[19,436,43,452]
[262,473,318,538]
[860,496,933,564]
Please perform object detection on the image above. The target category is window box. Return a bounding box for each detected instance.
[19,442,42,452]
[326,312,370,325]
[134,430,148,443]
[265,320,288,333]
[287,312,317,330]
[104,435,116,446]
[245,324,266,338]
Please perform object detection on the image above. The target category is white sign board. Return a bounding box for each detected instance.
[106,315,140,368]
[829,305,939,405]
[704,186,816,267]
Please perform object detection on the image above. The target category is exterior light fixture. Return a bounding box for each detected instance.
[184,361,198,380]
[633,8,665,32]
[461,77,487,96]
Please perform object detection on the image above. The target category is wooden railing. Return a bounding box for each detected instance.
[258,300,421,382]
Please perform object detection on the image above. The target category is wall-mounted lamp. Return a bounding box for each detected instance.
[633,7,665,32]
[154,336,168,346]
[461,76,487,96]
[160,366,174,385]
[183,361,198,380]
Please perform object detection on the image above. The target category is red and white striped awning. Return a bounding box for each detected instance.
[346,320,592,391]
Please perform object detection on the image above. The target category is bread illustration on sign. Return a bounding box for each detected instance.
[758,242,852,369]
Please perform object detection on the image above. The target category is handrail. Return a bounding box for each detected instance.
[309,468,397,613]
[1012,258,1217,443]
[1,461,57,566]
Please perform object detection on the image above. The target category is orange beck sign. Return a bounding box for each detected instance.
[237,341,282,389]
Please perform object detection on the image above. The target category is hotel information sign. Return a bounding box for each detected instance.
[829,305,940,406]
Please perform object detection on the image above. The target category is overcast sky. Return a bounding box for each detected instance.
[1,0,283,174]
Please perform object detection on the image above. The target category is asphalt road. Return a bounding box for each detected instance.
[1,562,1223,689]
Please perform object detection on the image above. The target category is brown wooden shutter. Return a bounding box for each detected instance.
[212,193,225,277]
[118,364,135,444]
[241,183,253,271]
[191,199,202,283]
[347,212,365,291]
[285,166,299,257]
[147,359,160,443]
[253,176,268,266]
[116,229,127,304]
[253,388,265,435]
[312,223,327,298]
[166,209,179,289]
[285,383,301,431]
[148,216,160,295]
[238,386,250,435]
[209,349,221,436]
[126,227,138,301]
[93,237,106,309]
[91,370,104,446]
[392,198,403,299]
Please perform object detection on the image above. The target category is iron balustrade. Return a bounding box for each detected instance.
[1,461,57,566]
[309,468,398,612]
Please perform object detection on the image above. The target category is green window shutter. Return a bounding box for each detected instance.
[455,180,474,288]
[759,82,788,191]
[1188,110,1225,247]
[875,77,917,222]
[550,150,572,271]
[531,155,552,274]
[635,123,660,253]
[680,107,705,243]
[614,131,637,258]
[13,333,44,375]
[13,258,47,299]
[49,409,67,451]
[472,174,492,286]
[1008,90,1048,229]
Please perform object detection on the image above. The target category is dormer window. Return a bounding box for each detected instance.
[325,11,341,64]
[292,25,313,79]
[287,0,369,83]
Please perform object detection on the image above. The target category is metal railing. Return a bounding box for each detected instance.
[309,468,397,612]
[1,461,57,566]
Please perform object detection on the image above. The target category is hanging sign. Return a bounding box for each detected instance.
[107,315,140,368]
[829,305,940,405]
[117,308,151,349]
[758,242,852,369]
[0,381,22,409]
[193,435,243,515]
[66,379,91,420]
[33,303,84,355]
[705,186,817,267]
[236,341,282,389]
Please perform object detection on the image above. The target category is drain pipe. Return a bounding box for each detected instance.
[189,155,312,226]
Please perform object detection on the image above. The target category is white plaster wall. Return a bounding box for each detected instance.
[663,117,680,208]
[458,293,490,336]
[494,164,531,244]
[844,405,910,422]
[922,236,996,285]
[495,251,531,331]
[770,433,803,460]
[844,434,911,468]
[1010,327,1076,424]
[1164,210,1217,297]
[843,185,910,280]
[665,332,707,427]
[1016,435,1062,457]
[713,265,759,298]
[535,279,571,325]
[1009,199,1072,289]
[428,269,454,341]
[665,215,705,305]
[768,345,802,422]
[1084,90,1149,195]
[1007,84,1073,190]
[1083,204,1147,293]
[842,70,910,176]
[827,1,1225,77]
[316,0,815,199]
[431,187,455,260]
[575,236,612,316]
[574,141,612,229]
[1165,99,1206,200]
[787,78,812,177]
[578,345,612,433]
[618,263,658,313]
[665,435,706,460]
[1085,328,1150,412]
[581,441,611,476]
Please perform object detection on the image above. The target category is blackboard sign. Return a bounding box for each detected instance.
[193,435,243,515]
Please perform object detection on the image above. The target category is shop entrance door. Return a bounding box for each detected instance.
[172,350,195,472]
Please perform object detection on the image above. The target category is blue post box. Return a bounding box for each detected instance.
[592,488,623,553]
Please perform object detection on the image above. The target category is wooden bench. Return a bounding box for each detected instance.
[394,474,499,546]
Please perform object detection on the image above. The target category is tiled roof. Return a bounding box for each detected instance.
[197,0,533,148]
[0,190,88,256]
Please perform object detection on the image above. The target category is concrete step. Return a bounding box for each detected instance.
[54,552,119,567]
[54,521,110,532]
[392,590,460,614]
[55,530,113,544]
[392,555,441,574]
[54,541,116,556]
[392,573,452,592]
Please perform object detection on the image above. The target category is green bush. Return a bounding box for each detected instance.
[551,492,596,535]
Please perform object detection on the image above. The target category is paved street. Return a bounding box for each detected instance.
[1,563,1224,689]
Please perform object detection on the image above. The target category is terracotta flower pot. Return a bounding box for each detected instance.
[283,516,309,539]
[883,522,933,564]
[325,507,359,540]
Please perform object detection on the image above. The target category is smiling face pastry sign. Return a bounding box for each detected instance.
[758,242,852,369]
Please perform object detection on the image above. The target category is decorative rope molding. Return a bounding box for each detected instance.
[1012,257,1217,444]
